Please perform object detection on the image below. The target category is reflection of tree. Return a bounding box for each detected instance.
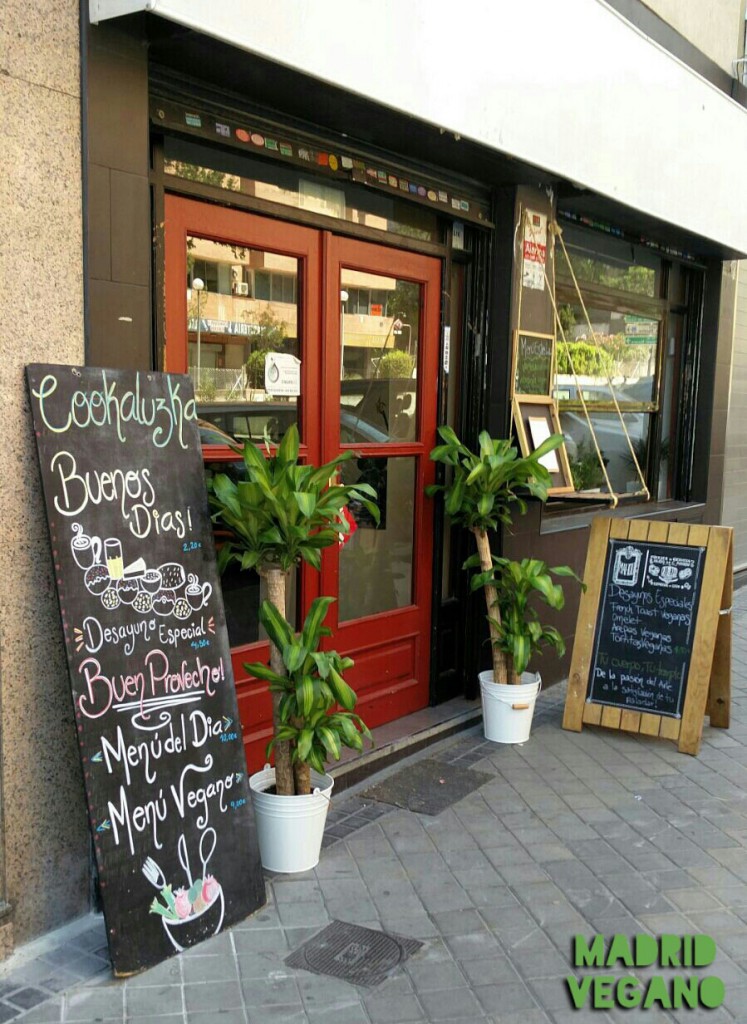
[378,351,415,378]
[386,280,419,340]
[244,310,288,388]
[562,255,655,296]
[168,161,238,190]
[251,309,287,349]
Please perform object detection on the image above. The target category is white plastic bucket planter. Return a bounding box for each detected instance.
[249,765,334,873]
[478,671,541,744]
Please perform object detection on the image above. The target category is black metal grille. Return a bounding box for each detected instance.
[286,920,423,987]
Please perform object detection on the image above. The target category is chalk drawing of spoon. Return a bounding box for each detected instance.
[178,833,193,889]
[199,827,217,879]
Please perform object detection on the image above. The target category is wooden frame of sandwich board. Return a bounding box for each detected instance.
[512,394,575,496]
[562,516,733,755]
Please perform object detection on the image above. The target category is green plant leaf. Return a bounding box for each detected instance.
[295,674,315,718]
[301,596,336,650]
[243,661,288,687]
[257,600,294,651]
[277,423,300,463]
[318,725,340,760]
[294,491,317,517]
[328,667,356,710]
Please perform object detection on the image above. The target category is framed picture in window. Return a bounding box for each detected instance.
[512,395,574,495]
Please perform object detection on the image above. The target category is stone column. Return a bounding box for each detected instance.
[0,0,90,951]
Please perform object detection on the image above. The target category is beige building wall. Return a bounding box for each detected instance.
[642,0,745,73]
[723,263,747,571]
[0,0,90,951]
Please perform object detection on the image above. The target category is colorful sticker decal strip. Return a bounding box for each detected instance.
[154,100,491,224]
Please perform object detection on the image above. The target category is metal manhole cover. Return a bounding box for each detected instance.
[285,920,423,987]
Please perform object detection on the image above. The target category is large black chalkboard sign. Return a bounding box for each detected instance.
[587,539,705,718]
[564,517,733,756]
[27,365,265,976]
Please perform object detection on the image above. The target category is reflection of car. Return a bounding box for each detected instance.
[553,378,654,405]
[198,403,296,445]
[552,378,652,492]
[197,419,242,448]
[198,391,401,447]
[559,409,646,492]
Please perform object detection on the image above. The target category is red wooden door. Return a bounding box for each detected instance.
[320,236,440,727]
[164,197,440,770]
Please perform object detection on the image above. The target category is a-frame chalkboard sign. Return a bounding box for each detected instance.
[563,516,733,755]
[27,365,266,976]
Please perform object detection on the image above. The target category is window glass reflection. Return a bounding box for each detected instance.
[555,304,659,407]
[165,136,437,243]
[561,412,650,494]
[339,457,415,621]
[188,236,300,442]
[340,275,419,443]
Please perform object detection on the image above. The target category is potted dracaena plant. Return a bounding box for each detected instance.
[208,424,378,871]
[427,426,584,743]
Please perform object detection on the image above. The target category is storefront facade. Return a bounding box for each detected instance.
[2,0,747,955]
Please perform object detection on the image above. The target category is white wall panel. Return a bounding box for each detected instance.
[92,0,747,254]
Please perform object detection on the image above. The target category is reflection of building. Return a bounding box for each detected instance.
[185,237,407,391]
[4,0,747,958]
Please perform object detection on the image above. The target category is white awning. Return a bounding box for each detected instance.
[91,0,747,255]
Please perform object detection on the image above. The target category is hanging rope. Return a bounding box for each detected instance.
[520,210,650,503]
[553,224,649,500]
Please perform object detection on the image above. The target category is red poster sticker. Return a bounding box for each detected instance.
[317,152,329,167]
[235,128,250,143]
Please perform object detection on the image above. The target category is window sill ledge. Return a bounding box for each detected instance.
[540,499,706,536]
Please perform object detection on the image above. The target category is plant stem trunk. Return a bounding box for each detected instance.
[293,761,311,796]
[263,567,296,795]
[472,527,511,685]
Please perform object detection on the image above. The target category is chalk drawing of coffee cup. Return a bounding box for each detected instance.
[159,563,186,591]
[71,524,102,570]
[186,574,212,611]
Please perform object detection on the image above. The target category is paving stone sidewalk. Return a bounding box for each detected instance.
[4,589,747,1023]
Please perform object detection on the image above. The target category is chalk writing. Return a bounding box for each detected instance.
[587,539,705,718]
[27,365,264,976]
[514,333,553,396]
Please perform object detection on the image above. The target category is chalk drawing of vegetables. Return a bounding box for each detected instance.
[142,829,224,952]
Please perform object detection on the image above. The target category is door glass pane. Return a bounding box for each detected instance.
[339,457,415,621]
[340,273,419,442]
[187,236,300,443]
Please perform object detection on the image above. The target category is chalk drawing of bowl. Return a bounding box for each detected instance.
[151,589,176,616]
[161,886,224,953]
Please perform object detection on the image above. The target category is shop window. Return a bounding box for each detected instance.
[554,228,667,498]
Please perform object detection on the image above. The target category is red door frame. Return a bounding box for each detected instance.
[164,196,323,761]
[164,196,440,768]
[321,234,439,726]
